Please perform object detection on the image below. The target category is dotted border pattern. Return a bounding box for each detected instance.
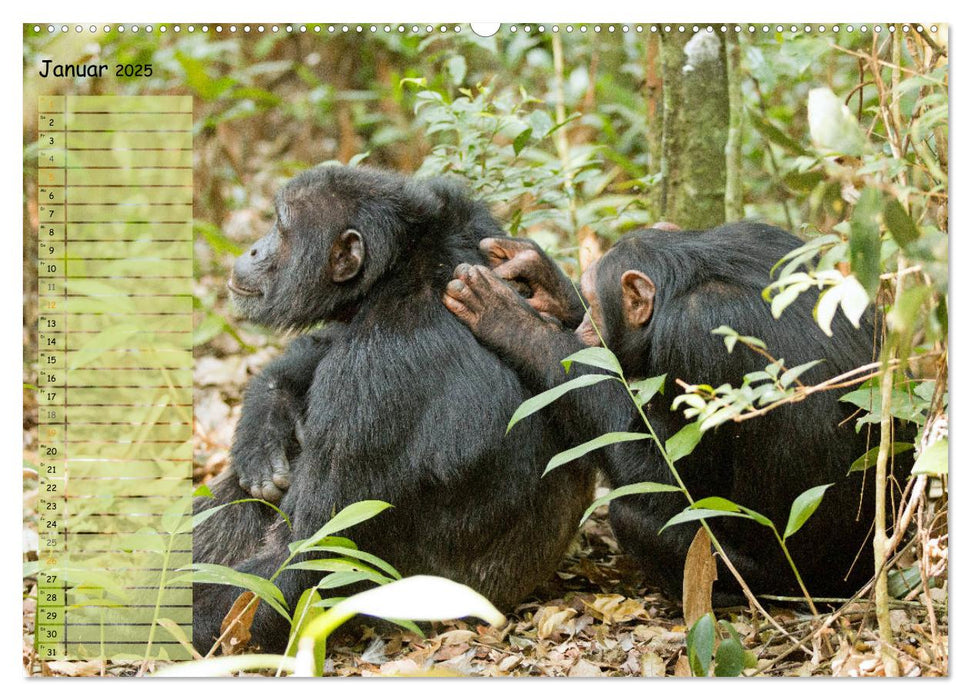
[29,23,941,36]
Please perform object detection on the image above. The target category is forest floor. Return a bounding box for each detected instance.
[21,341,949,677]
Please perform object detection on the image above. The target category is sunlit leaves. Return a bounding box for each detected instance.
[808,87,866,156]
[913,438,948,477]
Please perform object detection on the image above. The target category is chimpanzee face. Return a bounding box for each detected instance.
[575,263,604,347]
[227,166,405,331]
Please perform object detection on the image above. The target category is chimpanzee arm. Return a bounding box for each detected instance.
[443,263,631,442]
[231,327,337,502]
[479,237,587,329]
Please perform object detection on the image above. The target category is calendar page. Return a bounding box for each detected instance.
[22,20,949,679]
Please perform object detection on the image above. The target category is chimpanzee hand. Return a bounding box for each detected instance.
[231,379,306,503]
[479,237,586,329]
[444,262,561,357]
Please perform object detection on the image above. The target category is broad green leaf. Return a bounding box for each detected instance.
[291,500,392,554]
[543,432,650,476]
[783,484,833,540]
[686,613,715,677]
[193,483,214,498]
[714,620,756,676]
[659,508,749,534]
[301,545,402,580]
[579,481,681,525]
[849,442,913,473]
[186,563,289,620]
[665,423,702,463]
[690,496,742,513]
[286,557,390,580]
[913,438,948,476]
[630,374,666,406]
[883,198,920,248]
[513,127,532,156]
[849,187,884,297]
[507,373,615,433]
[560,347,622,376]
[286,588,323,659]
[714,635,746,676]
[315,571,376,590]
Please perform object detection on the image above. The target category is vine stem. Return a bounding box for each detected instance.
[618,374,810,654]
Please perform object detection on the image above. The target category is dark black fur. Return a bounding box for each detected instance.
[455,222,909,604]
[193,166,594,653]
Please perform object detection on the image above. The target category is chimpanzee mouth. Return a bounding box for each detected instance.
[227,278,262,297]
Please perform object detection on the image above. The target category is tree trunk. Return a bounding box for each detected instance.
[658,30,730,230]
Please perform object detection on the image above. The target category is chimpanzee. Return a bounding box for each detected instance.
[443,222,909,604]
[192,165,595,653]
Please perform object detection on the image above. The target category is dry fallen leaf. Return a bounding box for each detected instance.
[682,526,717,628]
[639,650,667,677]
[219,591,259,655]
[569,658,606,677]
[583,594,647,624]
[533,605,578,640]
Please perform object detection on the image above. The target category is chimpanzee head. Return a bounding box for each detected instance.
[574,229,675,377]
[228,165,461,330]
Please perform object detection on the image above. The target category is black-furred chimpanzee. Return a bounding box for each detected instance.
[192,165,594,653]
[443,222,908,604]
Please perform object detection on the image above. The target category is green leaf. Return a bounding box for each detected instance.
[507,373,615,433]
[659,508,749,534]
[513,127,532,155]
[301,545,402,580]
[714,635,746,676]
[665,423,702,463]
[748,110,810,156]
[23,560,40,579]
[193,483,214,498]
[560,347,622,376]
[544,432,650,476]
[779,360,822,388]
[290,501,392,554]
[630,374,666,406]
[883,198,920,248]
[849,187,884,297]
[186,563,290,621]
[692,497,773,528]
[849,442,913,473]
[913,438,948,476]
[286,588,324,659]
[714,620,755,676]
[579,481,682,525]
[686,613,715,677]
[783,484,833,540]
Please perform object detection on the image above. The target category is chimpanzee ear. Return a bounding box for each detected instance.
[620,269,656,327]
[329,229,365,283]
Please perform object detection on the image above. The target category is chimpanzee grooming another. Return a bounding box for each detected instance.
[192,165,594,653]
[443,223,908,604]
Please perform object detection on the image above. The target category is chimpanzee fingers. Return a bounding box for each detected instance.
[480,236,537,268]
[294,419,307,449]
[270,450,291,490]
[258,482,283,503]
